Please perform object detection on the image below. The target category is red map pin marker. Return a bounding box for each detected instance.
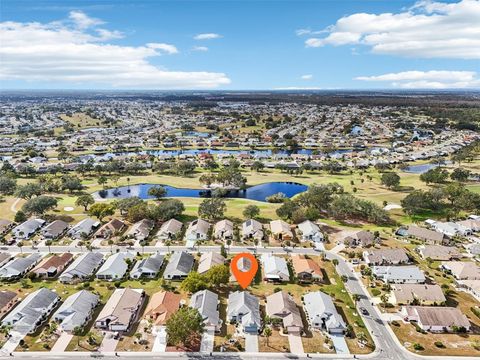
[230,252,258,289]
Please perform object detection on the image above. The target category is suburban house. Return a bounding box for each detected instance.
[155,218,183,240]
[456,218,480,232]
[59,252,104,284]
[67,218,100,239]
[404,225,446,245]
[41,220,69,240]
[261,253,289,282]
[303,291,346,334]
[270,220,293,241]
[266,291,303,333]
[242,219,264,242]
[95,288,145,332]
[363,248,410,266]
[130,253,164,279]
[401,306,471,332]
[0,290,18,319]
[390,284,446,305]
[297,220,323,243]
[2,288,60,334]
[32,253,73,278]
[185,219,211,241]
[430,221,471,237]
[344,230,375,247]
[372,266,426,284]
[12,218,45,239]
[441,261,480,280]
[457,280,480,301]
[214,219,234,241]
[291,254,323,283]
[96,252,135,281]
[0,219,14,235]
[53,290,99,332]
[125,219,155,242]
[0,253,42,280]
[95,218,126,239]
[417,245,461,261]
[197,252,225,274]
[190,289,222,332]
[163,251,194,280]
[144,290,181,325]
[227,291,261,334]
[0,252,13,268]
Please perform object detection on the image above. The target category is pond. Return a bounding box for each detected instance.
[93,182,308,202]
[403,161,451,174]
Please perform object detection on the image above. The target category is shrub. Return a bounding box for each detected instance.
[413,343,424,351]
[371,289,381,296]
[391,320,400,327]
[434,341,445,348]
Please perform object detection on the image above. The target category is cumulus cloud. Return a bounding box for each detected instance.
[302,0,480,59]
[0,11,230,88]
[193,33,222,40]
[355,70,480,88]
[192,46,209,52]
[300,74,313,80]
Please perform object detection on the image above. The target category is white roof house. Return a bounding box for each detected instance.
[261,254,289,282]
[213,219,234,241]
[303,291,346,334]
[297,220,323,243]
[197,252,225,274]
[242,219,264,241]
[67,218,100,239]
[372,266,426,284]
[96,252,134,281]
[0,253,42,280]
[125,219,155,241]
[155,219,183,240]
[53,290,99,332]
[226,291,261,334]
[190,289,222,332]
[185,219,211,241]
[12,219,45,239]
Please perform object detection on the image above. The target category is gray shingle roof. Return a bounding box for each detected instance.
[60,252,104,282]
[53,290,99,331]
[163,251,194,278]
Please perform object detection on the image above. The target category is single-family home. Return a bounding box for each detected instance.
[0,252,12,268]
[130,253,164,279]
[417,245,461,261]
[390,284,446,305]
[441,261,480,280]
[95,288,145,332]
[32,253,73,278]
[432,221,471,237]
[144,290,181,325]
[344,230,375,248]
[59,252,104,284]
[53,290,99,332]
[155,219,183,240]
[197,252,225,274]
[456,218,480,232]
[163,251,194,280]
[95,218,126,239]
[190,289,222,332]
[363,248,410,266]
[125,219,155,242]
[214,219,234,241]
[372,266,426,284]
[303,291,346,334]
[261,254,289,282]
[457,280,480,301]
[0,290,18,319]
[291,254,323,283]
[227,291,261,334]
[185,219,211,241]
[266,291,303,333]
[67,218,100,239]
[2,288,60,334]
[242,219,264,241]
[297,220,323,243]
[41,220,69,240]
[404,225,446,245]
[0,219,14,235]
[0,253,42,280]
[96,252,134,281]
[270,220,293,241]
[12,218,45,239]
[401,306,470,332]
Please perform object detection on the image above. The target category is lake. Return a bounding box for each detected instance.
[93,182,308,202]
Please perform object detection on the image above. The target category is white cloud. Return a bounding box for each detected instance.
[300,74,313,80]
[0,13,230,89]
[193,33,222,40]
[355,70,480,88]
[146,43,179,54]
[192,46,209,52]
[303,0,480,59]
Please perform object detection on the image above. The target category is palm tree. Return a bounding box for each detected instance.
[332,258,339,266]
[165,240,171,253]
[380,293,389,310]
[263,327,272,346]
[352,293,361,306]
[45,240,52,253]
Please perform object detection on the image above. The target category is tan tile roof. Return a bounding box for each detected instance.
[144,291,181,325]
[291,254,322,278]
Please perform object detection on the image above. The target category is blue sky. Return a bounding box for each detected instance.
[1,0,479,89]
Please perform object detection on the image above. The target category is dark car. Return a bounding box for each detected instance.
[360,307,369,315]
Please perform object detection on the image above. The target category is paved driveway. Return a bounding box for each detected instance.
[99,332,119,352]
[330,333,349,354]
[287,332,304,354]
[152,326,167,352]
[244,333,258,352]
[50,332,73,352]
[200,326,215,353]
[0,330,26,355]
